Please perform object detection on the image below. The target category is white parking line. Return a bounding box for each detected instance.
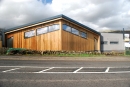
[2,68,20,73]
[38,67,54,73]
[0,66,130,74]
[1,71,130,74]
[73,67,83,73]
[36,71,130,74]
[105,67,110,72]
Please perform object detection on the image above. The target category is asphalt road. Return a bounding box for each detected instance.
[0,56,130,87]
[0,59,130,67]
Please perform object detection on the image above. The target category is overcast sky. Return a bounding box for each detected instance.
[0,0,130,31]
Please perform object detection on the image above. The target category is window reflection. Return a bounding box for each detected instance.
[49,24,59,32]
[62,24,71,32]
[81,32,87,38]
[72,28,79,35]
[37,27,48,35]
[25,30,35,38]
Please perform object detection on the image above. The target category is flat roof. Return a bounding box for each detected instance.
[4,14,100,35]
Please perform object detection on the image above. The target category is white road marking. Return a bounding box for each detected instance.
[73,67,83,73]
[2,68,20,73]
[38,67,54,73]
[0,66,130,74]
[105,67,110,72]
[1,71,130,74]
[0,66,130,68]
[0,66,111,68]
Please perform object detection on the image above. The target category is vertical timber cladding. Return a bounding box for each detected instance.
[61,19,100,51]
[5,20,62,51]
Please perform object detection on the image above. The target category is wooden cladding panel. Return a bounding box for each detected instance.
[62,30,87,51]
[61,20,100,51]
[5,20,61,51]
[5,19,100,51]
[62,30,99,51]
[6,30,61,51]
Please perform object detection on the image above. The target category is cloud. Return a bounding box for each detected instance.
[0,0,130,31]
[0,0,57,29]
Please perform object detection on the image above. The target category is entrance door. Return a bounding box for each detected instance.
[7,37,13,48]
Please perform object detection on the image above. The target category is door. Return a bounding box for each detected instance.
[7,37,13,48]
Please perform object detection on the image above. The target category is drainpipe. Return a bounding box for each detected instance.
[123,28,124,40]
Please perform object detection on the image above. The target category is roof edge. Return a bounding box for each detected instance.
[5,14,100,35]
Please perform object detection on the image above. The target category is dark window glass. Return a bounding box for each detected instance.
[0,36,1,41]
[37,27,48,35]
[81,32,87,38]
[7,37,13,48]
[49,24,59,32]
[72,28,79,35]
[110,41,118,44]
[25,30,35,38]
[101,41,107,44]
[62,24,71,32]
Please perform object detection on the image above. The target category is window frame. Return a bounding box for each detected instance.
[36,27,48,35]
[101,41,108,44]
[110,41,119,44]
[62,24,72,33]
[80,31,87,38]
[71,28,79,36]
[48,24,59,32]
[24,30,35,38]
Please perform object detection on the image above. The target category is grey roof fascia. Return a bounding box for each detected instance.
[4,14,63,33]
[5,14,100,35]
[61,15,100,35]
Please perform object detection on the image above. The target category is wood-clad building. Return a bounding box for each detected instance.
[4,14,100,51]
[0,29,2,48]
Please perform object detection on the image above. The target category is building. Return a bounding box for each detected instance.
[124,33,130,50]
[100,30,130,50]
[4,14,100,51]
[100,33,125,52]
[0,29,3,48]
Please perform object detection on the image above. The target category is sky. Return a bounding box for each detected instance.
[0,0,130,31]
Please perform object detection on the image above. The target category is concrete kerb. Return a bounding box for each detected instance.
[0,56,130,61]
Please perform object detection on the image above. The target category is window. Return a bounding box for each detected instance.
[37,27,48,35]
[48,24,59,32]
[25,30,35,38]
[72,28,79,35]
[0,36,1,41]
[81,32,87,38]
[101,41,107,44]
[7,37,13,48]
[110,41,118,44]
[62,24,71,32]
